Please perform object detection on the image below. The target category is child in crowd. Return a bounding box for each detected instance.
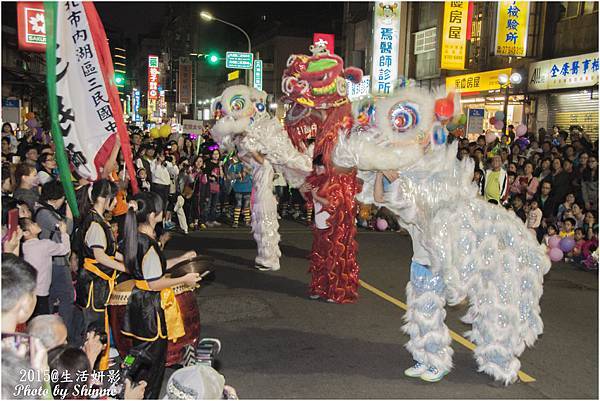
[543,224,558,246]
[526,199,542,235]
[560,217,576,238]
[566,228,587,263]
[20,217,70,318]
[137,168,151,192]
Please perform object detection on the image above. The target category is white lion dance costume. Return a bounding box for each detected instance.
[333,86,551,384]
[212,85,312,271]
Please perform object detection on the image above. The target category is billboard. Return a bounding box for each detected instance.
[177,58,192,104]
[441,1,469,70]
[148,55,159,100]
[494,1,530,57]
[17,2,46,52]
[372,2,401,95]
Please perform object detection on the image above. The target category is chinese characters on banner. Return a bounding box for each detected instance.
[528,53,599,91]
[446,68,512,93]
[441,1,469,70]
[17,2,46,52]
[494,1,530,57]
[177,58,192,104]
[54,1,120,180]
[313,33,335,54]
[253,59,263,91]
[371,1,400,95]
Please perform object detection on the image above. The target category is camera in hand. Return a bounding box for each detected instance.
[114,348,152,399]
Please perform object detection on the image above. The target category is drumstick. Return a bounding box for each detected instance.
[200,270,211,278]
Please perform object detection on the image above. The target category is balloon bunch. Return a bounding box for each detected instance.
[149,125,172,139]
[547,235,576,262]
[489,111,505,131]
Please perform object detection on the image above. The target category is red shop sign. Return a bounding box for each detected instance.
[17,2,47,52]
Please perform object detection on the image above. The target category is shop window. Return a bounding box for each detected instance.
[414,28,437,55]
[583,1,598,14]
[559,1,581,19]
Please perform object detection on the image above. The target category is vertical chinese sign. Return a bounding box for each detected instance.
[253,59,263,91]
[177,57,192,104]
[494,1,529,57]
[441,1,469,70]
[45,1,139,218]
[132,88,141,122]
[17,2,47,52]
[148,55,159,121]
[313,33,335,54]
[372,1,400,95]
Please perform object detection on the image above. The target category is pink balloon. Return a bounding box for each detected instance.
[376,218,388,231]
[516,124,527,137]
[494,120,504,130]
[548,247,564,262]
[548,235,561,249]
[485,130,497,144]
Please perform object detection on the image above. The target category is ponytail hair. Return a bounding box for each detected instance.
[77,179,118,217]
[123,191,164,273]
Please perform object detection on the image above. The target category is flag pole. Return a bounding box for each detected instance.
[44,1,80,218]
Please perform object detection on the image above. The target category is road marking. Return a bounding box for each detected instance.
[359,279,536,383]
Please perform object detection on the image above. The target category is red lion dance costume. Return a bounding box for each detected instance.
[282,47,363,303]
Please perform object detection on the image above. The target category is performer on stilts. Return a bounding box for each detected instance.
[281,45,363,303]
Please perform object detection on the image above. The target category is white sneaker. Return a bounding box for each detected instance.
[206,222,215,228]
[213,221,222,226]
[404,362,427,378]
[420,366,448,382]
[309,294,320,300]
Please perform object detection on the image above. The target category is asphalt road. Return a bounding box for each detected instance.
[162,219,598,399]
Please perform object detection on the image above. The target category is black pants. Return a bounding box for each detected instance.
[151,183,170,214]
[130,338,167,399]
[30,296,49,319]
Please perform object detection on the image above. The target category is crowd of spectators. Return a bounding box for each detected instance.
[463,125,598,270]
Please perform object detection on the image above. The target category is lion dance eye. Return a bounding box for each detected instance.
[230,95,246,112]
[389,102,419,133]
[256,102,265,112]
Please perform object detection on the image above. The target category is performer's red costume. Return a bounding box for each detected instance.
[282,49,363,303]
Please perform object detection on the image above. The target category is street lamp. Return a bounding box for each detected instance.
[199,10,252,85]
[498,72,522,136]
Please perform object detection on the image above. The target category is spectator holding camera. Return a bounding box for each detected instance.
[511,162,539,201]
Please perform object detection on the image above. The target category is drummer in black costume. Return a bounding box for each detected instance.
[76,179,128,370]
[122,191,200,400]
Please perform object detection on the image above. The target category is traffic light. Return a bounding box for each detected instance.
[205,52,220,65]
[115,72,125,86]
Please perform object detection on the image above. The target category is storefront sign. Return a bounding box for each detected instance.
[528,52,599,91]
[441,1,469,70]
[182,119,204,135]
[372,1,401,95]
[148,55,159,100]
[253,60,263,90]
[17,2,46,52]
[313,33,335,54]
[446,68,512,93]
[347,75,371,100]
[132,89,141,122]
[177,58,192,104]
[467,108,484,135]
[494,1,529,57]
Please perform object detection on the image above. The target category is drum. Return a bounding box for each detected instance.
[108,279,201,367]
